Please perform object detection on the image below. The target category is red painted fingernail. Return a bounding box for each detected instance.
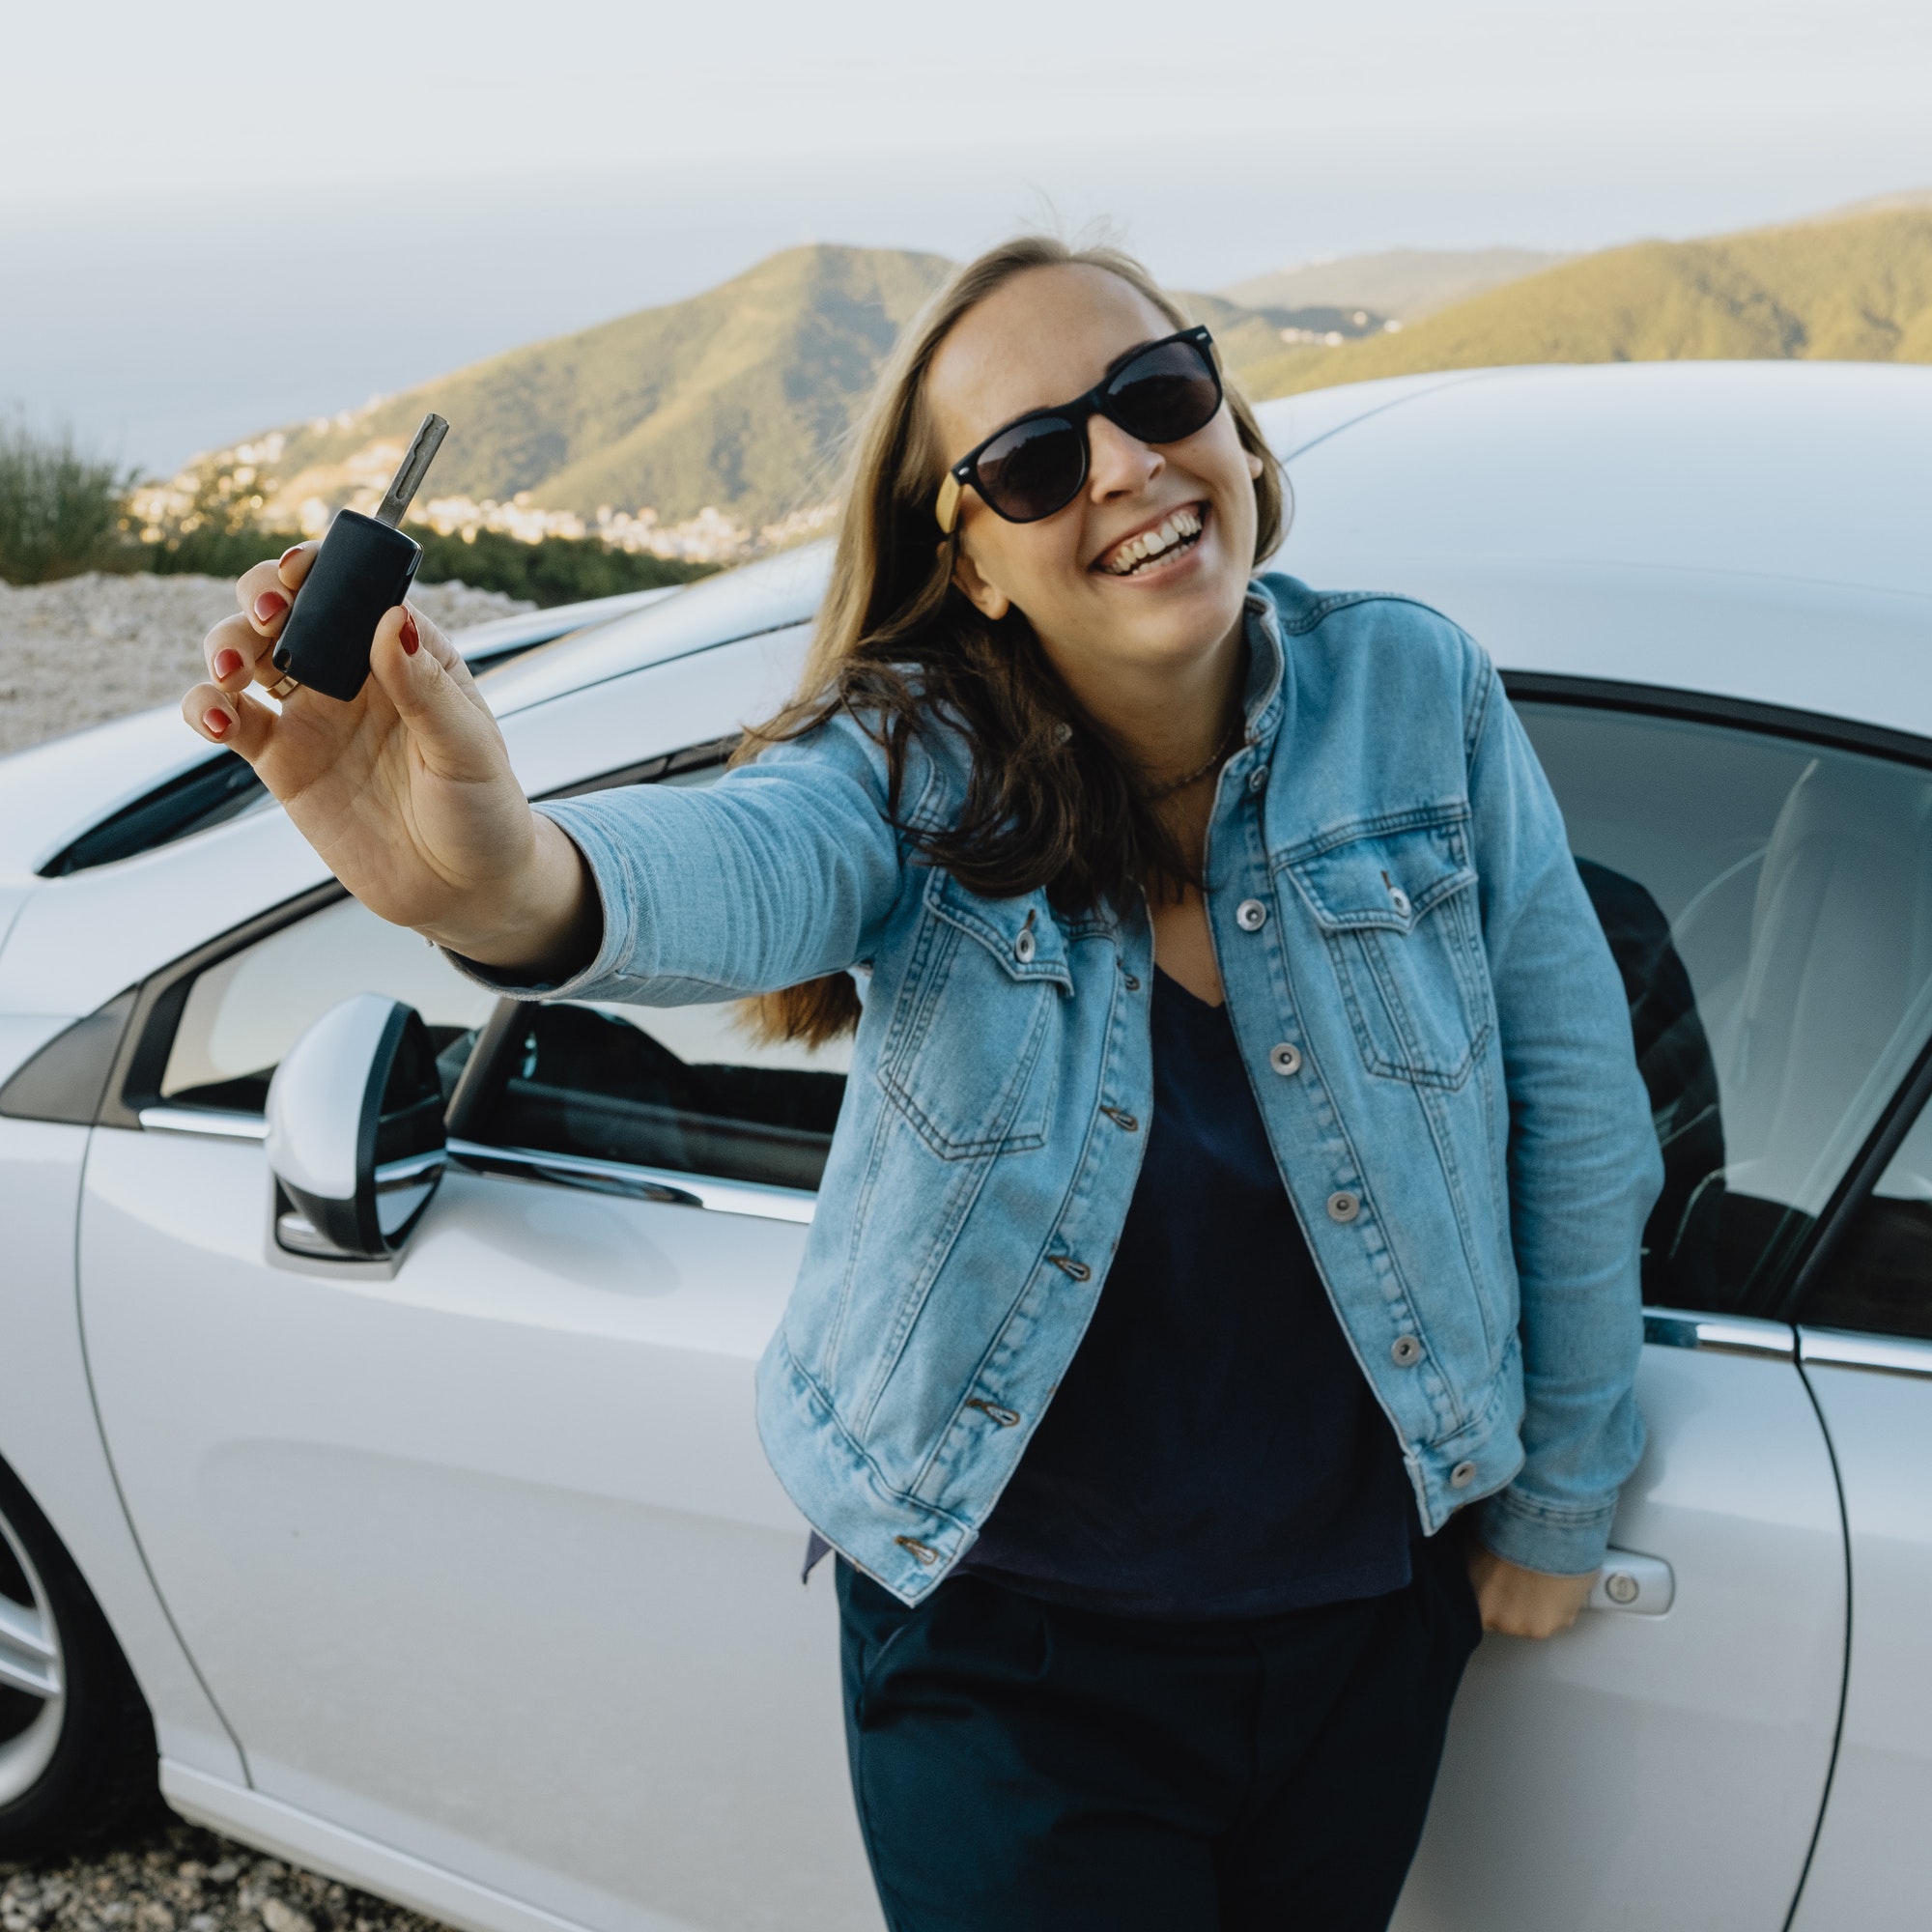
[400,611,419,655]
[203,708,230,737]
[253,590,288,623]
[213,648,243,679]
[279,546,305,569]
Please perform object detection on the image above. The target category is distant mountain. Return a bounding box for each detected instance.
[1221,248,1568,322]
[1237,207,1932,401]
[249,245,954,544]
[213,203,1932,556]
[228,249,1294,551]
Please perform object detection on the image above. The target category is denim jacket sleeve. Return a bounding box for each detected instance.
[455,710,912,1006]
[1463,661,1664,1577]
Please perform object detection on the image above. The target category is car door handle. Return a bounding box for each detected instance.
[1587,1549,1674,1614]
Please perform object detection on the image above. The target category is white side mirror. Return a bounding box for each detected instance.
[265,993,446,1262]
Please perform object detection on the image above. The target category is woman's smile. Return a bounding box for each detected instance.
[1092,499,1208,580]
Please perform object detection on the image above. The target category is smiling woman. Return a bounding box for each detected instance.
[739,242,1282,1042]
[175,235,1659,1932]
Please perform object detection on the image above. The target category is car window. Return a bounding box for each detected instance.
[1516,698,1932,1315]
[450,756,853,1198]
[459,995,852,1194]
[159,895,497,1113]
[1802,1095,1932,1341]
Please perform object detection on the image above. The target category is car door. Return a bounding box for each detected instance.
[76,747,882,1932]
[1784,1081,1932,1929]
[1397,687,1932,1931]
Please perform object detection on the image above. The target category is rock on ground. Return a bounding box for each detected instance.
[0,1821,448,1932]
[0,575,534,758]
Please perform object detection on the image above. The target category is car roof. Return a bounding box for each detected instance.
[1256,360,1932,737]
[490,358,1932,740]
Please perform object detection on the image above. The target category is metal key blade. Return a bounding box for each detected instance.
[373,413,449,528]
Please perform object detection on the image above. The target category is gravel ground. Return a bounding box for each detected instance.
[0,574,534,758]
[0,1822,445,1932]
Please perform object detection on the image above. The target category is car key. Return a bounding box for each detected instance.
[271,412,450,702]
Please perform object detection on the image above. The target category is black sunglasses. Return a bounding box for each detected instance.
[934,326,1223,532]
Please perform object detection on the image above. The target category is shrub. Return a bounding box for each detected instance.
[410,528,716,606]
[0,419,135,583]
[145,523,307,579]
[149,519,717,607]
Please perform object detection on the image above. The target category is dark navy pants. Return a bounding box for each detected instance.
[837,1531,1480,1931]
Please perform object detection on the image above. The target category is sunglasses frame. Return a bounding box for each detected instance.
[934,326,1222,534]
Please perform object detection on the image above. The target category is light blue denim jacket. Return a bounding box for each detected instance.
[487,576,1662,1605]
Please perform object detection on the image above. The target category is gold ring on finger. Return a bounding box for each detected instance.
[267,671,300,700]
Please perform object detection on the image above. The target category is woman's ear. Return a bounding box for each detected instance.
[950,539,1012,622]
[1245,448,1264,481]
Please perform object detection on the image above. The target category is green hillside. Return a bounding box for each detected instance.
[1239,207,1932,400]
[256,245,954,536]
[237,248,1292,542]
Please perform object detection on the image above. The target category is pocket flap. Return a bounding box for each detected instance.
[926,870,1073,988]
[1284,817,1476,934]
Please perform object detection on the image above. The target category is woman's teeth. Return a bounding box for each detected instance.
[1101,505,1203,576]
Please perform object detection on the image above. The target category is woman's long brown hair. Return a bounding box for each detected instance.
[737,236,1286,1045]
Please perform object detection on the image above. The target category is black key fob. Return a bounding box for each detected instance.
[271,512,422,701]
[270,412,449,703]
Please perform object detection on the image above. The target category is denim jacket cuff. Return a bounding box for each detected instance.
[438,805,626,1001]
[1471,1485,1617,1577]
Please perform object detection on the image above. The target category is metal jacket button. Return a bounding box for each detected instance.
[1101,1106,1139,1132]
[1268,1041,1302,1077]
[1123,973,1141,991]
[1247,764,1268,793]
[1391,1334,1423,1367]
[1013,928,1037,963]
[1326,1190,1361,1223]
[1449,1461,1478,1489]
[1236,897,1268,931]
[1050,1255,1092,1281]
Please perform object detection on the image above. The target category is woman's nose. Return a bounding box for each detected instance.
[1087,412,1163,498]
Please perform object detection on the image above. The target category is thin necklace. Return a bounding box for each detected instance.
[1145,715,1243,802]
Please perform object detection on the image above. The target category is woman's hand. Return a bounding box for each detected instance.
[1465,1543,1595,1638]
[181,545,598,974]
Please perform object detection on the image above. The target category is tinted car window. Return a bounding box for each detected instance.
[160,895,497,1113]
[462,997,852,1194]
[1517,699,1932,1314]
[1804,1095,1932,1341]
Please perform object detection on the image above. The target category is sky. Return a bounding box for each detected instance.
[5,0,1929,476]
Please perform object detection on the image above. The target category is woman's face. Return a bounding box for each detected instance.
[924,263,1264,713]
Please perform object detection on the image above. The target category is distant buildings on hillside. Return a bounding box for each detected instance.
[412,494,836,561]
[129,442,834,565]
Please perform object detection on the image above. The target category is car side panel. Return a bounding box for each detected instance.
[1787,1351,1932,1931]
[80,1131,880,1932]
[0,1111,244,1782]
[1395,1342,1845,1932]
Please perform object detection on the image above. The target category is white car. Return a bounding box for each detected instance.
[2,361,1929,1932]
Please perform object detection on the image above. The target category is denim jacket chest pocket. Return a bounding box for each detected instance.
[1281,809,1495,1088]
[875,869,1071,1158]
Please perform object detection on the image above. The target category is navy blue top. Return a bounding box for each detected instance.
[961,968,1416,1619]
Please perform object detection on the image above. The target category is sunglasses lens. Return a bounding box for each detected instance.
[1107,338,1221,444]
[974,414,1088,523]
